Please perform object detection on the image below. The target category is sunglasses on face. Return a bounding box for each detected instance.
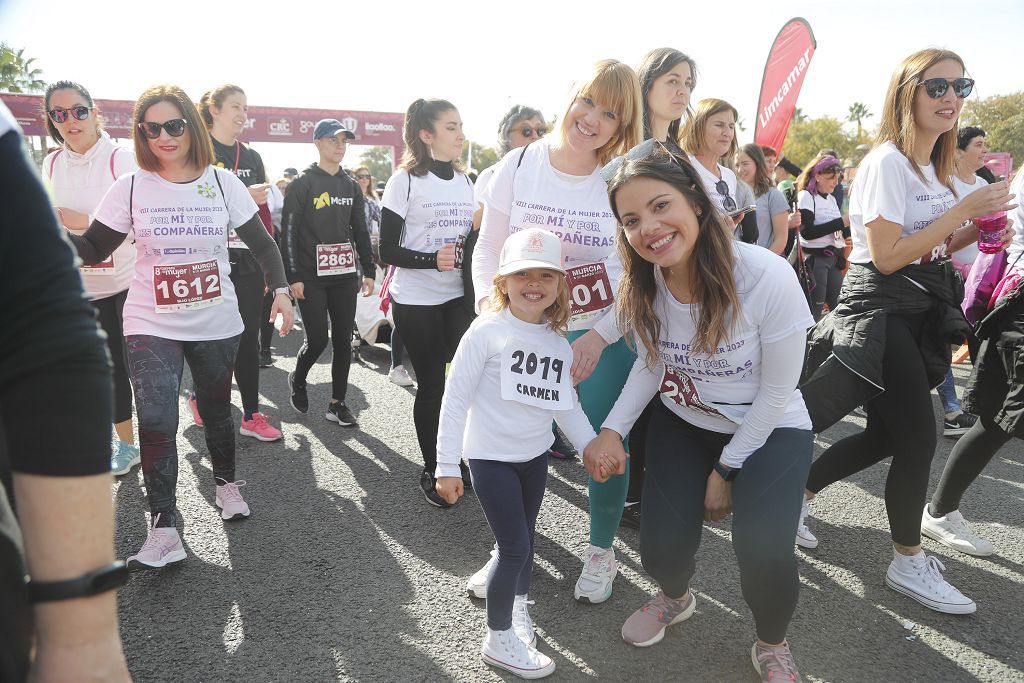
[356,173,371,180]
[517,126,546,138]
[47,105,91,123]
[817,165,843,177]
[918,77,974,99]
[137,119,188,139]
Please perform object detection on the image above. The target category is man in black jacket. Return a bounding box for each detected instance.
[280,119,374,427]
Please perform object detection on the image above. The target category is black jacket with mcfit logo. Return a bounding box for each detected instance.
[280,162,374,284]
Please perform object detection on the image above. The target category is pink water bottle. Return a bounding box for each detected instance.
[975,212,1007,255]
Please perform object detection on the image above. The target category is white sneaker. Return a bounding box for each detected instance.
[921,506,995,557]
[388,365,414,387]
[885,549,976,614]
[512,594,537,647]
[481,627,554,679]
[215,480,251,521]
[467,546,497,599]
[574,544,616,604]
[127,515,187,569]
[796,495,818,549]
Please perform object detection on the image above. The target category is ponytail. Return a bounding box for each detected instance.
[399,98,465,177]
[198,84,245,130]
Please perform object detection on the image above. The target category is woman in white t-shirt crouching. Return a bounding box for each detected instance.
[795,154,850,320]
[586,148,814,682]
[67,85,294,569]
[799,49,1013,616]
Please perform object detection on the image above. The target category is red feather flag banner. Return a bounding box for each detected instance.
[754,18,817,155]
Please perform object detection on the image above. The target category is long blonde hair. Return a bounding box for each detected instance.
[875,48,965,191]
[556,60,644,167]
[490,272,572,334]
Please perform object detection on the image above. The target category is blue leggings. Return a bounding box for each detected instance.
[470,454,548,631]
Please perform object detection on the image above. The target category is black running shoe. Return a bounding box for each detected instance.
[620,502,641,530]
[943,413,977,437]
[289,371,308,414]
[460,460,473,490]
[548,427,575,460]
[258,349,273,367]
[420,470,451,508]
[326,401,357,427]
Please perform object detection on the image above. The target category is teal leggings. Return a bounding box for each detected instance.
[568,331,635,549]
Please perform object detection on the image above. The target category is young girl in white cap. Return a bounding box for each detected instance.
[435,228,620,679]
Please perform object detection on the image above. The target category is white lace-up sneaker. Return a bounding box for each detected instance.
[215,480,251,521]
[512,594,537,647]
[921,506,996,557]
[127,514,186,569]
[467,546,497,599]
[481,627,554,679]
[574,544,616,604]
[796,496,818,549]
[885,549,977,614]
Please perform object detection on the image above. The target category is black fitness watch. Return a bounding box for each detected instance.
[713,461,740,482]
[27,561,130,603]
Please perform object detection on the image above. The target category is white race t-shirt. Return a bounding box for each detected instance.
[1007,170,1024,271]
[848,142,957,265]
[474,165,497,211]
[477,139,621,330]
[381,168,475,306]
[689,154,738,215]
[951,174,986,266]
[605,242,813,443]
[93,166,258,341]
[797,190,845,249]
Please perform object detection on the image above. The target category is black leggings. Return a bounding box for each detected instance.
[229,265,265,417]
[294,278,359,402]
[391,326,406,369]
[92,289,132,424]
[930,416,1012,517]
[391,296,473,471]
[641,403,812,644]
[806,313,936,546]
[806,251,844,321]
[126,334,240,528]
[259,289,275,353]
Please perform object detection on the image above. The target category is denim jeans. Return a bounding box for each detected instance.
[936,367,961,414]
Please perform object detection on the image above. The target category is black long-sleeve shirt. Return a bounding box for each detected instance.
[378,160,455,270]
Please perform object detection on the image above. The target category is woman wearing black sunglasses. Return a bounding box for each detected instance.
[799,49,1013,615]
[41,80,142,478]
[65,85,294,570]
[795,154,850,321]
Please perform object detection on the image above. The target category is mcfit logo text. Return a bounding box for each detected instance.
[313,192,354,210]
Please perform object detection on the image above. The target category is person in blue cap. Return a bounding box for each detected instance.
[280,119,375,426]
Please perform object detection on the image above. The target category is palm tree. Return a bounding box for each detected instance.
[0,44,46,93]
[791,107,809,123]
[847,102,873,140]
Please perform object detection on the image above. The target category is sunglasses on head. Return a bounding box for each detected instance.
[518,126,546,138]
[137,119,188,139]
[918,77,974,99]
[601,137,702,186]
[47,105,91,123]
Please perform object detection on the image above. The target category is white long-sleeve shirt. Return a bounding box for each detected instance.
[435,308,596,479]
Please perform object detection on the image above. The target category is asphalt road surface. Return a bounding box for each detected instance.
[113,328,1024,682]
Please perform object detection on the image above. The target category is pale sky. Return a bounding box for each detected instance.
[3,0,1019,177]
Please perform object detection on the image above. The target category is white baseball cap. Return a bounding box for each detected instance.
[497,228,565,275]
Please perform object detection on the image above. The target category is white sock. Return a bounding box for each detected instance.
[894,547,925,566]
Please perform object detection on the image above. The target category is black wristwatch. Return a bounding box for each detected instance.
[713,461,740,482]
[27,561,130,603]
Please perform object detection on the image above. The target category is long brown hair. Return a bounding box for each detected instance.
[133,85,214,172]
[637,47,698,142]
[738,143,773,197]
[608,152,739,362]
[353,166,377,199]
[490,272,571,334]
[680,98,738,162]
[197,84,245,130]
[399,98,466,177]
[556,60,643,167]
[875,48,964,191]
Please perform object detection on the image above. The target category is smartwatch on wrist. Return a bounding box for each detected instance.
[27,561,130,603]
[273,286,294,303]
[713,460,739,482]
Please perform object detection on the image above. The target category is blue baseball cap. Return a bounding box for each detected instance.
[313,119,356,141]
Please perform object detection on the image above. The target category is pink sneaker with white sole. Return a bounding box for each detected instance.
[127,514,187,569]
[239,412,282,441]
[216,480,251,520]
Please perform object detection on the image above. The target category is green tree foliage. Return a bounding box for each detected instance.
[461,141,499,175]
[846,102,873,141]
[0,43,45,93]
[781,116,857,169]
[357,146,395,184]
[961,91,1024,168]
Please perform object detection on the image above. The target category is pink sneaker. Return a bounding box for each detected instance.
[188,394,203,427]
[216,480,251,520]
[239,412,283,441]
[751,641,802,682]
[127,515,187,569]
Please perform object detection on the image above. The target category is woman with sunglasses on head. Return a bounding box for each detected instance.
[193,84,284,441]
[473,60,643,605]
[795,154,850,320]
[584,147,814,681]
[42,81,141,477]
[798,50,1013,614]
[735,143,789,256]
[379,98,476,507]
[66,85,294,569]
